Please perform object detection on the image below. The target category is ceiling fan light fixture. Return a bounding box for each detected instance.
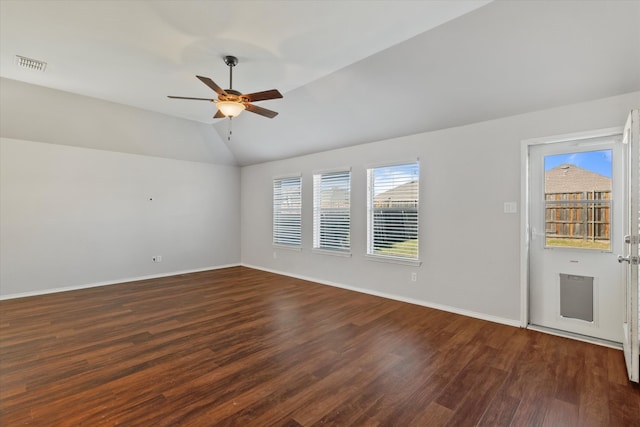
[217,101,245,117]
[168,55,282,119]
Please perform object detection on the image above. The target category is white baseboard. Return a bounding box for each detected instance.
[241,263,521,329]
[0,263,241,300]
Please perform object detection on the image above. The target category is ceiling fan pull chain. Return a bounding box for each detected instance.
[228,117,233,142]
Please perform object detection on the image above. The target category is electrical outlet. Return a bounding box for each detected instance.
[156,255,162,262]
[411,272,417,282]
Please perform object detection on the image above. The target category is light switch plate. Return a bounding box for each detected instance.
[504,202,518,214]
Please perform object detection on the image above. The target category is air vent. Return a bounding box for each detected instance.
[15,55,47,72]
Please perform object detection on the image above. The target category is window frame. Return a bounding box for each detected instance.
[366,161,421,265]
[272,175,302,248]
[312,169,352,255]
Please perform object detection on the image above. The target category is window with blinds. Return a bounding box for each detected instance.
[313,171,351,252]
[367,162,419,260]
[273,176,302,247]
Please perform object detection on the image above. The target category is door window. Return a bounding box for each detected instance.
[544,150,612,251]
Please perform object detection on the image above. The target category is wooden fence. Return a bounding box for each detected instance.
[545,191,610,241]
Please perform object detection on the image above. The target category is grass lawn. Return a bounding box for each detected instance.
[375,239,418,258]
[546,238,610,250]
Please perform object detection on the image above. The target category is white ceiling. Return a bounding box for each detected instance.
[1,0,639,165]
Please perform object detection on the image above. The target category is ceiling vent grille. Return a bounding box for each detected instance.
[16,55,47,72]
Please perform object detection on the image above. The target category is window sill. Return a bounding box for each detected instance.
[312,248,352,258]
[272,244,302,252]
[365,254,422,267]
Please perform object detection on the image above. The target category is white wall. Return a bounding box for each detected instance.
[0,138,240,297]
[0,79,241,298]
[241,91,640,324]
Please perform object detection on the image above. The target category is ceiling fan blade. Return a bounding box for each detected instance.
[196,75,227,96]
[245,103,279,119]
[214,110,225,119]
[168,96,215,101]
[242,89,283,102]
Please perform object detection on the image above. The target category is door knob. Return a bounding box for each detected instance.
[618,255,640,264]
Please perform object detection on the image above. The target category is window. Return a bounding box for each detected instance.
[273,176,302,247]
[367,162,419,260]
[544,150,612,250]
[313,170,351,252]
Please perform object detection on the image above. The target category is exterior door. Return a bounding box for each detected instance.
[529,134,623,342]
[620,109,639,382]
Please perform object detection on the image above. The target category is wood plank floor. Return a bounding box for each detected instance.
[1,266,639,426]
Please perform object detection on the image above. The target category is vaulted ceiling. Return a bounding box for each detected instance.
[1,0,639,165]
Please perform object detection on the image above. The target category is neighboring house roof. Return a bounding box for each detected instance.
[318,188,350,208]
[374,180,418,206]
[373,164,611,203]
[545,164,611,193]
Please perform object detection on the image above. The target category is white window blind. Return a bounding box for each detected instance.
[367,163,419,260]
[313,171,351,251]
[273,176,302,246]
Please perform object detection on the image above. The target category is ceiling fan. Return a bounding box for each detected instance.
[168,55,283,119]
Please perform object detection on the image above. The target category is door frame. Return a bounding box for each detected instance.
[520,126,623,345]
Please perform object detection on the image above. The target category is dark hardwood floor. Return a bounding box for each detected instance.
[1,266,639,426]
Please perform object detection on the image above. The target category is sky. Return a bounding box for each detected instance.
[372,163,419,195]
[544,149,612,178]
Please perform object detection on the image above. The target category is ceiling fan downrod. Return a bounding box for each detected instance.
[224,55,238,90]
